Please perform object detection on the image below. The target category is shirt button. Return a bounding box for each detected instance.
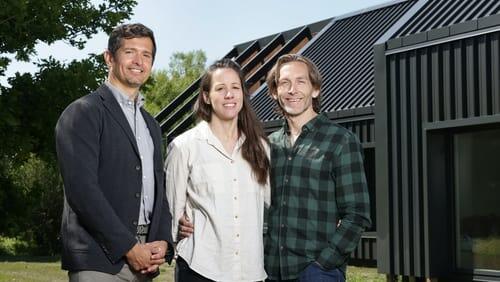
[233,178,237,182]
[288,156,292,161]
[231,160,235,164]
[280,245,284,251]
[281,224,285,228]
[236,234,240,237]
[282,201,286,206]
[235,251,239,255]
[235,215,238,219]
[284,177,289,183]
[233,196,237,200]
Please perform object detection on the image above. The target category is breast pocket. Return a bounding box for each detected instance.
[189,163,223,196]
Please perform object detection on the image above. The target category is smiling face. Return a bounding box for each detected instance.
[203,67,244,123]
[104,37,154,97]
[273,61,320,119]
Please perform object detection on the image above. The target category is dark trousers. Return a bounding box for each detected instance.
[175,256,214,282]
[267,262,345,282]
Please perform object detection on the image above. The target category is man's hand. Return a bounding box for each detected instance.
[178,213,194,240]
[140,240,168,274]
[125,243,152,271]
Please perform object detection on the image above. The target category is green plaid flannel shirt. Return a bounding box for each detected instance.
[264,113,371,280]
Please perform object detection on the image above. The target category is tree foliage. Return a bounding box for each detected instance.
[0,0,137,75]
[0,0,136,255]
[0,56,107,164]
[142,50,206,115]
[0,55,108,255]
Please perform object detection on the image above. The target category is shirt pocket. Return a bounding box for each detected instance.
[189,163,223,197]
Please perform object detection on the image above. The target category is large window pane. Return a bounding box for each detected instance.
[455,128,500,270]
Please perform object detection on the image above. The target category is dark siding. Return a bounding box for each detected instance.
[338,118,375,146]
[376,30,500,278]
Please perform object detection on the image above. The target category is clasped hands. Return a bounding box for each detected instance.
[125,240,168,274]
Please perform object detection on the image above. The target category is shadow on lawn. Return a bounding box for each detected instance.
[0,255,60,262]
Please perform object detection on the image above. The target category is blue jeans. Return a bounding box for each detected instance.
[298,262,345,282]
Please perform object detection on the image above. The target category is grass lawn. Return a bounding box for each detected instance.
[0,257,386,281]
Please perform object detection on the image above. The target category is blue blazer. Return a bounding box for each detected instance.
[55,84,173,274]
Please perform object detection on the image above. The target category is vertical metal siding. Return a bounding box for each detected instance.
[379,30,500,278]
[338,118,375,145]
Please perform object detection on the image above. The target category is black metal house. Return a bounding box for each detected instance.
[375,0,500,281]
[156,0,500,280]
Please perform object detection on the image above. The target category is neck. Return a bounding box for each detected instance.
[286,109,317,136]
[208,117,239,153]
[107,78,139,101]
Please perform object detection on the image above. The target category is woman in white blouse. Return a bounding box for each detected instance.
[165,59,270,282]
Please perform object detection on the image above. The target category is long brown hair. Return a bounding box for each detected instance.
[194,59,269,185]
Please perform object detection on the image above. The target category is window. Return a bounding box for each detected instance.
[454,128,500,270]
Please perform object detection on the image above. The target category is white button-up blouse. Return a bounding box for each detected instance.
[165,121,270,282]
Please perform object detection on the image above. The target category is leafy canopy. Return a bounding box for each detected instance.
[143,50,206,115]
[0,0,137,75]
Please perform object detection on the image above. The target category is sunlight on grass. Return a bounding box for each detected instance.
[0,257,385,281]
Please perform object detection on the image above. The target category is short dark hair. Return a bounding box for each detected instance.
[266,54,322,114]
[107,23,156,60]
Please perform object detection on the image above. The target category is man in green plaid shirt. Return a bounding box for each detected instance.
[264,54,371,281]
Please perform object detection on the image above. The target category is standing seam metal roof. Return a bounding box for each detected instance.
[393,0,500,38]
[251,0,417,122]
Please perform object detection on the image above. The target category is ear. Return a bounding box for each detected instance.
[311,88,320,99]
[202,92,210,104]
[103,50,113,68]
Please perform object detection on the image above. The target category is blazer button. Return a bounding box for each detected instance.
[135,165,141,171]
[135,192,140,198]
[133,220,138,226]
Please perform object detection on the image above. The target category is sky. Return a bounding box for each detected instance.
[3,0,390,85]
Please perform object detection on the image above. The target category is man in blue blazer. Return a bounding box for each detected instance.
[55,23,173,281]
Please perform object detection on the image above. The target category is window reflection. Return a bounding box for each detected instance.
[455,128,500,270]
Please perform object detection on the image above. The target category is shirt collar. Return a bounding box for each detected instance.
[105,81,145,108]
[282,113,326,136]
[195,120,246,150]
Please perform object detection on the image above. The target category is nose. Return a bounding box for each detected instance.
[288,82,297,94]
[132,53,143,65]
[224,90,234,98]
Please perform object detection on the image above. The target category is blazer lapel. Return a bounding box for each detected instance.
[97,84,140,157]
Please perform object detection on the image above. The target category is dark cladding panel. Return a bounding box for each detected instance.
[378,29,500,278]
[338,118,375,145]
[492,32,500,114]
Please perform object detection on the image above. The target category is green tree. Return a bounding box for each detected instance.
[0,0,136,255]
[0,0,137,75]
[0,56,107,164]
[0,56,107,255]
[143,50,206,115]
